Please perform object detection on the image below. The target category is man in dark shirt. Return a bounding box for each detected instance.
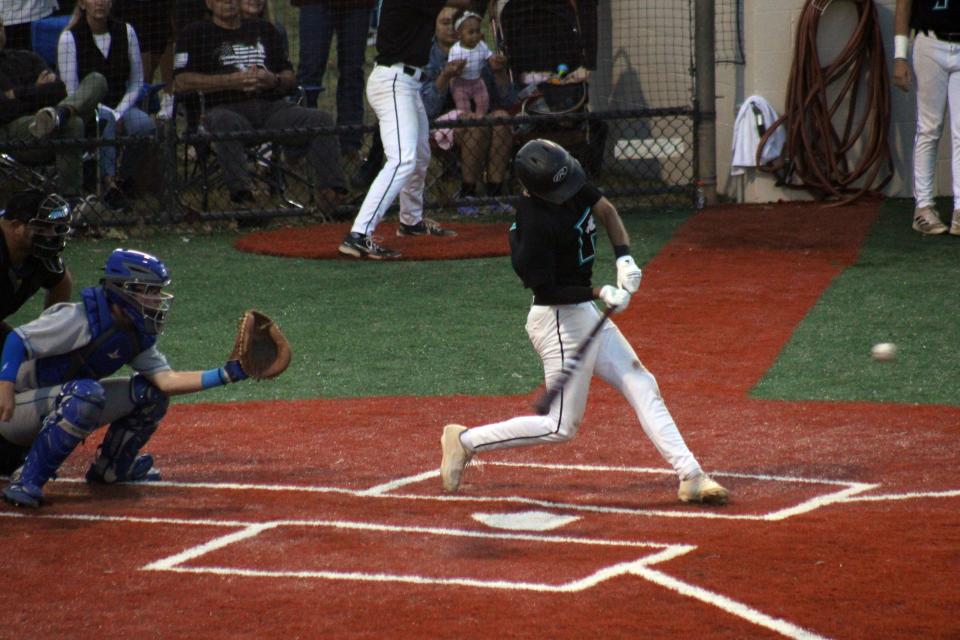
[0,16,106,197]
[173,0,347,211]
[0,190,73,343]
[438,139,730,506]
[337,0,473,260]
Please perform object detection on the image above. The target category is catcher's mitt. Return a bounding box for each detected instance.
[229,310,291,381]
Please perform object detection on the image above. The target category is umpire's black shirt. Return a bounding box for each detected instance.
[375,0,449,68]
[509,184,604,306]
[0,226,65,322]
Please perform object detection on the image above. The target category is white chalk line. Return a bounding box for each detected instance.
[141,518,828,639]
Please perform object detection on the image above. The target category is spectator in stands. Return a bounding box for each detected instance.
[292,0,373,158]
[422,6,516,215]
[173,0,347,211]
[111,0,174,84]
[58,0,157,211]
[0,0,57,51]
[241,0,288,60]
[1,15,107,200]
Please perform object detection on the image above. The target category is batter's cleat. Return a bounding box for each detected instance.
[397,218,457,237]
[339,232,402,260]
[950,212,960,237]
[912,207,948,235]
[678,473,729,505]
[3,482,44,508]
[440,424,472,492]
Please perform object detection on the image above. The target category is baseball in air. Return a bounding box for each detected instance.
[871,342,897,362]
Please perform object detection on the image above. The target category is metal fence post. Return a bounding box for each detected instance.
[694,0,718,207]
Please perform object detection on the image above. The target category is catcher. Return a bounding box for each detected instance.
[0,248,290,508]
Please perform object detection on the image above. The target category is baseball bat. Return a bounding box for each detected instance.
[532,306,615,415]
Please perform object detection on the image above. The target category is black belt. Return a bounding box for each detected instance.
[922,29,960,43]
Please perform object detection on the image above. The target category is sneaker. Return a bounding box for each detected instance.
[951,211,960,236]
[912,207,947,235]
[439,424,472,493]
[3,481,44,508]
[86,453,161,483]
[28,106,60,139]
[338,232,401,260]
[678,473,729,505]
[457,196,481,217]
[397,218,457,237]
[487,200,516,215]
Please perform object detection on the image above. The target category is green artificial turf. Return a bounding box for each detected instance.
[7,207,691,403]
[751,198,960,405]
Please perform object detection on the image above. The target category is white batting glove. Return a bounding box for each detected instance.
[616,255,642,294]
[599,285,631,313]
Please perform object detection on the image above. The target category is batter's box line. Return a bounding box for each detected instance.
[141,518,828,640]
[370,462,881,522]
[19,463,880,521]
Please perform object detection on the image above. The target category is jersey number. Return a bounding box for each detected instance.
[575,208,597,265]
[934,0,949,10]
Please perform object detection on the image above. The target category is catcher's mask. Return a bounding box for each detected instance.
[102,248,173,335]
[514,138,586,204]
[0,190,71,273]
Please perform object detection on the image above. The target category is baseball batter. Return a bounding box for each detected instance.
[0,249,254,508]
[893,0,960,235]
[338,0,474,260]
[439,139,729,505]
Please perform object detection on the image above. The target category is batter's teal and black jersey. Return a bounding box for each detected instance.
[509,184,603,305]
[911,0,960,31]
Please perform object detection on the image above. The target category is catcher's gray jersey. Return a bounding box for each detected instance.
[12,302,171,392]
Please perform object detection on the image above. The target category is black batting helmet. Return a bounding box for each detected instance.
[514,139,586,204]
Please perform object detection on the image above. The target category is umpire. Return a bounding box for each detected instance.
[0,190,72,342]
[338,0,474,260]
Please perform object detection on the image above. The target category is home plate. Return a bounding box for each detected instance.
[472,510,581,531]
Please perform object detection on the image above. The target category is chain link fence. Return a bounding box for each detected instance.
[0,1,741,228]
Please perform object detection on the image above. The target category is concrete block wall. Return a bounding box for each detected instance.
[716,0,953,203]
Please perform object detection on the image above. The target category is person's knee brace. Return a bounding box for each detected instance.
[56,379,107,438]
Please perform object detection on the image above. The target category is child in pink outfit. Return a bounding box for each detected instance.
[447,11,493,117]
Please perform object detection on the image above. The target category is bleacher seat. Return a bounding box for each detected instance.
[30,15,70,69]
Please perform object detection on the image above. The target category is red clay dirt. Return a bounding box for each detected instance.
[5,199,959,639]
[234,221,512,260]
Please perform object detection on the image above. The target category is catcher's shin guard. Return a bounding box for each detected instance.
[86,375,168,484]
[4,380,105,507]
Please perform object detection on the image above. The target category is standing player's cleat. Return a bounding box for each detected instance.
[440,424,472,492]
[951,211,960,237]
[3,481,44,508]
[86,453,161,484]
[397,218,457,237]
[339,232,402,260]
[678,473,729,505]
[912,207,948,235]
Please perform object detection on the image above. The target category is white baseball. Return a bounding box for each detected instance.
[871,342,897,362]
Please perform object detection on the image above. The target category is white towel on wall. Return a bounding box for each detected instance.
[731,95,785,176]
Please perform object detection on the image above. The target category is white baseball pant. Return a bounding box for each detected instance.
[912,32,960,208]
[459,302,704,481]
[351,64,431,236]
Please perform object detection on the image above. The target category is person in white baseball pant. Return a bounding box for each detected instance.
[893,0,960,236]
[338,0,474,260]
[439,139,730,505]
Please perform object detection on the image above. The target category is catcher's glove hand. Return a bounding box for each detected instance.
[229,309,292,381]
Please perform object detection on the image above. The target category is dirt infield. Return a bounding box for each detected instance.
[234,221,512,260]
[5,200,959,639]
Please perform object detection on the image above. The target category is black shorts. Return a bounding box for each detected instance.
[112,0,175,56]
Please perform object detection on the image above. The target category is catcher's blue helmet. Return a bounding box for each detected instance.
[102,249,173,335]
